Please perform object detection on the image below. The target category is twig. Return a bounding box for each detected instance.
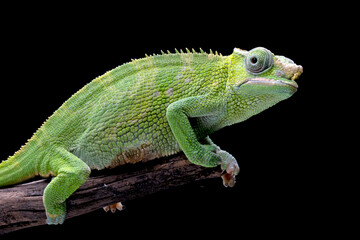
[0,154,221,234]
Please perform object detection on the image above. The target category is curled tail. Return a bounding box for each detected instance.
[0,152,37,187]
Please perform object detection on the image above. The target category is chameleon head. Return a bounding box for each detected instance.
[224,47,303,124]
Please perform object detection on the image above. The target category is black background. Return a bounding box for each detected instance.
[1,3,345,239]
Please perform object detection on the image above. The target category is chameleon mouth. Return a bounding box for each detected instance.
[244,77,298,89]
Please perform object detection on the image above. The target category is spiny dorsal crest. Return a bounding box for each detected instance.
[129,48,224,66]
[146,48,223,58]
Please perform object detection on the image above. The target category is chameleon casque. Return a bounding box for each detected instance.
[0,47,302,225]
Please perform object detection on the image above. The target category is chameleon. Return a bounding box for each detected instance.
[0,47,302,225]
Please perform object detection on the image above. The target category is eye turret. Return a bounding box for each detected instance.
[245,47,274,75]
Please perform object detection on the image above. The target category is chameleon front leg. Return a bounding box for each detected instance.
[40,147,91,224]
[166,96,222,167]
[166,95,239,185]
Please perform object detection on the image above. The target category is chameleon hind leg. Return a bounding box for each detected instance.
[41,147,91,224]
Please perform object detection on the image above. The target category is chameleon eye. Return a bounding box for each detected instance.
[245,47,273,75]
[250,57,258,64]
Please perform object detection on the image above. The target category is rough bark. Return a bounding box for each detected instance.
[0,154,221,234]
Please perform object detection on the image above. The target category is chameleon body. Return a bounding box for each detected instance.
[0,47,302,224]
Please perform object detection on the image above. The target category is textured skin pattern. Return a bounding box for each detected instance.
[70,52,227,169]
[0,47,302,224]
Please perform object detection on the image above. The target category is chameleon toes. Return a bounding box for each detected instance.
[103,202,124,213]
[221,172,236,187]
[46,213,66,225]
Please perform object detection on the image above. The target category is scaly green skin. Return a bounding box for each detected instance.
[0,47,302,225]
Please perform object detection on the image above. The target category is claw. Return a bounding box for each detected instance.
[221,172,236,187]
[222,160,240,187]
[103,202,124,213]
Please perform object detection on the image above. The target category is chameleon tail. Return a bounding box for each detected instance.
[0,151,37,187]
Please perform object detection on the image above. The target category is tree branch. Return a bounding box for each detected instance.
[0,154,221,234]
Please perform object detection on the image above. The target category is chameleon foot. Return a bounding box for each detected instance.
[103,202,124,213]
[46,212,66,225]
[45,201,67,225]
[217,150,240,187]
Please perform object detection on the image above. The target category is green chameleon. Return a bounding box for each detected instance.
[0,47,302,225]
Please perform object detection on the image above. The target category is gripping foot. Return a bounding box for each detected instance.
[46,212,66,225]
[103,202,124,213]
[217,150,240,187]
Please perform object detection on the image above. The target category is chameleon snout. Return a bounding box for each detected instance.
[275,56,303,81]
[279,63,303,81]
[291,65,303,81]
